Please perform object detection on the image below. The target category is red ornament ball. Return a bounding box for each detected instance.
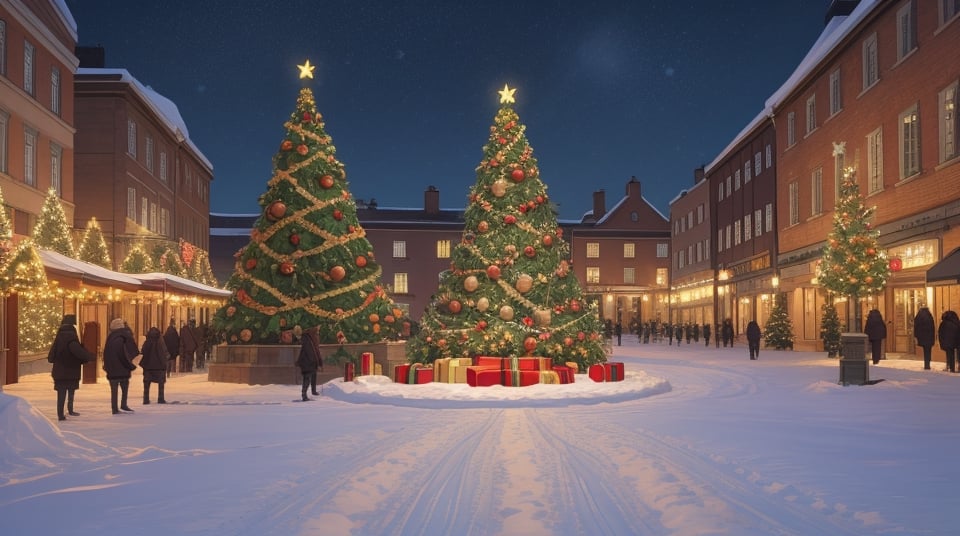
[296,144,309,156]
[486,265,501,280]
[245,258,257,271]
[355,255,368,268]
[319,175,335,189]
[542,235,553,247]
[511,169,525,181]
[289,234,300,246]
[524,245,536,258]
[279,262,295,275]
[523,336,537,353]
[280,140,293,151]
[330,265,346,282]
[267,201,286,220]
[570,299,581,312]
[504,214,517,225]
[448,300,462,314]
[333,209,343,220]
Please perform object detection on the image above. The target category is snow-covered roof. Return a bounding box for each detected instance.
[39,248,142,290]
[76,68,213,171]
[703,108,771,175]
[130,272,231,297]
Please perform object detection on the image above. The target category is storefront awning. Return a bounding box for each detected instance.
[926,247,960,285]
[39,249,143,291]
[128,272,232,298]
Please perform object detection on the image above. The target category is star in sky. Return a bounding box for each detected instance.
[498,84,516,104]
[298,60,315,79]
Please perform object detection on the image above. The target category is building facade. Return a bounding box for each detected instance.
[668,169,713,328]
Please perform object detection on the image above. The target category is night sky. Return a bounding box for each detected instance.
[64,1,828,221]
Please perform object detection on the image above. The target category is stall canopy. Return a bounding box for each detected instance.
[129,272,232,298]
[39,249,142,291]
[926,247,960,286]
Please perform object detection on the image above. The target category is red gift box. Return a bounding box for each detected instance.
[552,365,575,384]
[589,363,605,382]
[503,370,541,387]
[344,362,355,382]
[474,356,543,370]
[360,352,375,376]
[394,364,412,383]
[413,366,434,384]
[467,366,503,387]
[604,362,625,382]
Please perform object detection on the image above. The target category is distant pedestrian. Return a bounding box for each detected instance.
[913,306,935,370]
[103,318,139,414]
[938,310,960,373]
[615,322,622,346]
[864,309,887,365]
[666,323,673,345]
[746,320,762,360]
[722,319,734,347]
[675,324,682,347]
[180,319,199,372]
[140,326,169,404]
[715,323,721,348]
[48,314,94,421]
[296,326,323,401]
[163,318,180,378]
[196,322,209,370]
[703,323,712,347]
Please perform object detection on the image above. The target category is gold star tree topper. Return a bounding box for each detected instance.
[298,60,315,79]
[498,84,516,104]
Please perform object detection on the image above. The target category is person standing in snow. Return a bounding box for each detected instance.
[103,318,139,414]
[163,318,180,378]
[722,319,734,347]
[296,326,323,401]
[863,309,887,365]
[913,306,936,370]
[938,310,960,373]
[746,320,762,360]
[703,323,711,347]
[48,314,94,421]
[179,319,199,373]
[140,326,169,404]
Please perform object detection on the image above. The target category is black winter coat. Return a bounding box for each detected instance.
[746,321,762,344]
[296,332,322,373]
[864,310,887,342]
[163,325,180,359]
[140,327,168,371]
[103,328,139,380]
[938,312,960,351]
[49,324,93,385]
[914,308,936,348]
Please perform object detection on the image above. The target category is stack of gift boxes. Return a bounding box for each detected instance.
[389,356,626,386]
[343,352,383,382]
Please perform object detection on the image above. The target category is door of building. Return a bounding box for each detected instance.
[893,288,922,354]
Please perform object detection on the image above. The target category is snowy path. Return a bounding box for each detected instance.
[3,341,959,535]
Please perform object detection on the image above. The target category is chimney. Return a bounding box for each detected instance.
[626,176,641,199]
[694,167,705,184]
[424,186,440,215]
[593,190,606,220]
[76,45,106,68]
[824,0,860,26]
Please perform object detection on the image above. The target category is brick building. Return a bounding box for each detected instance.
[668,169,713,328]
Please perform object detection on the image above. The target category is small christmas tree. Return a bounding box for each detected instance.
[212,62,402,344]
[188,249,219,287]
[820,299,843,357]
[5,240,59,353]
[32,187,76,257]
[763,293,795,350]
[816,166,889,331]
[120,243,154,273]
[153,244,186,277]
[0,186,13,293]
[76,217,112,268]
[405,85,605,369]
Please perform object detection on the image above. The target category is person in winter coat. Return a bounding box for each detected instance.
[163,318,180,378]
[913,306,936,370]
[140,326,169,404]
[938,310,960,373]
[103,318,139,414]
[746,320,762,360]
[179,319,199,373]
[864,309,887,365]
[722,319,735,347]
[296,326,323,401]
[665,323,674,345]
[703,323,712,347]
[48,314,94,421]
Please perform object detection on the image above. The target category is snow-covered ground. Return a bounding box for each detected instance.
[2,339,958,535]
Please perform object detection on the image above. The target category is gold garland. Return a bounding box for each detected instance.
[234,264,385,319]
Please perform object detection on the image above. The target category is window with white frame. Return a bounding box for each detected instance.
[436,239,450,258]
[734,169,740,192]
[674,220,679,235]
[678,251,685,269]
[900,104,920,179]
[656,268,668,286]
[705,238,710,260]
[696,241,703,262]
[586,267,600,283]
[867,127,883,193]
[941,0,960,25]
[766,145,772,168]
[897,2,916,62]
[863,33,879,89]
[717,229,724,253]
[940,82,958,163]
[127,120,137,157]
[734,220,741,245]
[726,176,732,196]
[150,202,157,232]
[160,152,168,182]
[127,188,136,219]
[755,209,762,237]
[623,267,635,284]
[623,243,635,258]
[23,40,34,95]
[718,182,724,202]
[141,196,148,226]
[744,213,752,241]
[393,240,407,258]
[0,109,8,173]
[754,152,761,177]
[0,20,6,76]
[145,136,154,172]
[50,143,62,195]
[787,112,797,146]
[656,243,668,258]
[688,245,693,264]
[744,162,751,184]
[393,273,409,293]
[806,95,817,135]
[23,127,36,186]
[51,67,61,116]
[160,207,169,237]
[765,203,773,233]
[687,211,693,229]
[789,181,799,225]
[697,204,703,224]
[811,167,823,216]
[725,225,731,249]
[586,242,599,258]
[830,68,842,116]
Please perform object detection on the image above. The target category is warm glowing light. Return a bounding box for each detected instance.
[297,60,315,79]
[498,84,516,104]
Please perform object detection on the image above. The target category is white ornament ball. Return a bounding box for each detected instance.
[499,305,515,321]
[476,297,490,312]
[464,275,479,292]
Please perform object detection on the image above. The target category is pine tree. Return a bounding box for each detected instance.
[153,244,186,277]
[816,167,889,331]
[212,73,402,345]
[32,187,76,257]
[405,85,605,369]
[5,240,59,353]
[820,299,843,357]
[0,186,14,294]
[188,249,219,287]
[120,243,154,273]
[763,293,795,350]
[76,217,112,268]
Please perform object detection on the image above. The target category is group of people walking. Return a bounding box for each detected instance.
[913,306,960,372]
[47,315,207,421]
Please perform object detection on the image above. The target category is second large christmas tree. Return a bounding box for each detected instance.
[406,86,605,369]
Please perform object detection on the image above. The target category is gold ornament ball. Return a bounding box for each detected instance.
[464,275,479,292]
[477,297,490,312]
[515,273,533,293]
[491,179,508,197]
[499,305,515,321]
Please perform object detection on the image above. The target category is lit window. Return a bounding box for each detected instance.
[867,127,883,192]
[393,240,407,258]
[656,268,667,286]
[765,204,773,233]
[744,214,752,241]
[755,209,762,237]
[623,268,635,284]
[734,220,741,246]
[586,242,599,258]
[939,82,958,163]
[127,120,137,157]
[141,196,148,226]
[623,243,635,258]
[393,273,408,293]
[436,240,450,258]
[789,181,799,225]
[900,104,920,179]
[23,127,37,186]
[50,143,62,195]
[127,188,136,219]
[586,267,600,283]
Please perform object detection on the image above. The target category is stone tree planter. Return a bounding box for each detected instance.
[839,332,869,386]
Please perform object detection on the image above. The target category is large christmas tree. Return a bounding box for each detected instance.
[816,166,889,331]
[212,62,402,344]
[406,85,605,369]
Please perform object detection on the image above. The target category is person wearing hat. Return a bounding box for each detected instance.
[140,326,169,404]
[47,314,94,421]
[103,318,139,414]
